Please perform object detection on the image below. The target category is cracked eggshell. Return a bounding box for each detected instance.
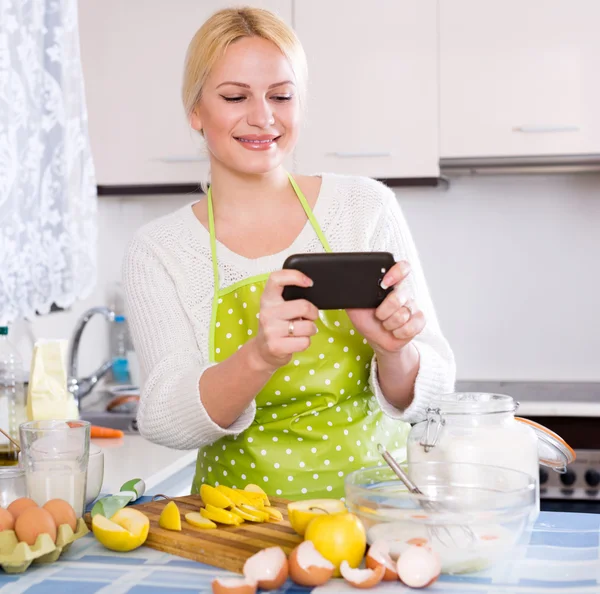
[212,576,257,594]
[242,546,288,590]
[340,560,385,589]
[365,540,398,581]
[288,540,335,587]
[396,544,441,589]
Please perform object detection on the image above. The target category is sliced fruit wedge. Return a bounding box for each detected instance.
[159,500,181,531]
[216,485,253,507]
[92,508,150,552]
[185,512,217,529]
[231,506,265,523]
[200,484,233,509]
[263,506,283,522]
[244,484,270,506]
[201,504,244,525]
[238,491,265,509]
[239,504,270,522]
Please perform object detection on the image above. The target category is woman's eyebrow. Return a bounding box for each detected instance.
[216,80,295,89]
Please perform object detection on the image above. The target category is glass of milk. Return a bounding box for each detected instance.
[19,420,90,518]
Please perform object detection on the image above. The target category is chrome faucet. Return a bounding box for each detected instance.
[68,306,116,407]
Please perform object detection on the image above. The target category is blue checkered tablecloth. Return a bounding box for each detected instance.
[1,511,599,593]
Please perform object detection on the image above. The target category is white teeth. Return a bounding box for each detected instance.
[236,138,275,144]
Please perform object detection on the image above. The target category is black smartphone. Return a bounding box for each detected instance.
[282,252,395,309]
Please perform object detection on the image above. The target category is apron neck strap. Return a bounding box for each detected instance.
[207,173,332,292]
[207,185,220,295]
[287,173,332,252]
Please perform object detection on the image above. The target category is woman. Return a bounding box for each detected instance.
[123,7,455,500]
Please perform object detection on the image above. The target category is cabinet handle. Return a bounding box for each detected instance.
[156,156,209,163]
[331,151,392,158]
[512,125,580,134]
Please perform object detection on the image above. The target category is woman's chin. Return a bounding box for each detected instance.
[229,153,289,176]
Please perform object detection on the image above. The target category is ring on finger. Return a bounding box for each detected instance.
[288,320,295,337]
[404,301,415,317]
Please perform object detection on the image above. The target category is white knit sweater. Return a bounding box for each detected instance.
[122,173,456,451]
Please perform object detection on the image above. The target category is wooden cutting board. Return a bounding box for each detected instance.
[87,495,302,574]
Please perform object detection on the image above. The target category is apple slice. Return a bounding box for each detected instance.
[159,501,181,531]
[244,484,270,506]
[287,499,347,536]
[185,512,216,529]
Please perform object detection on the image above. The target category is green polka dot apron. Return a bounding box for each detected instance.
[192,173,409,500]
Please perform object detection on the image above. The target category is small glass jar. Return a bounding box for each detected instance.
[0,466,28,507]
[407,393,573,517]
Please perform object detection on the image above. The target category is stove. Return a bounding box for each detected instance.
[455,380,600,511]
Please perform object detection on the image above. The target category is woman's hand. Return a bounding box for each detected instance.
[249,270,319,372]
[346,261,425,355]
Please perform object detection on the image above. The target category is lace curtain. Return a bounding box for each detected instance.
[0,0,97,324]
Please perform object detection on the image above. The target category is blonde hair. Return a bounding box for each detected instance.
[182,7,308,118]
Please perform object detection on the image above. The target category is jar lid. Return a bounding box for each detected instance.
[515,417,576,472]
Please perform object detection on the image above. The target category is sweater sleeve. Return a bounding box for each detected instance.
[122,236,256,451]
[367,184,456,423]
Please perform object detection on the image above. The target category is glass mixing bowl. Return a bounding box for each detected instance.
[345,462,536,575]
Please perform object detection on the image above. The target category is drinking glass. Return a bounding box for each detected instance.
[19,420,90,517]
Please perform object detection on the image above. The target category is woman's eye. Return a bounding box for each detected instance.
[222,96,245,103]
[272,95,292,102]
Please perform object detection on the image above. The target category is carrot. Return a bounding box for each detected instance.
[90,425,124,439]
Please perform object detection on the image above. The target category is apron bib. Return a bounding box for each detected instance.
[192,174,409,499]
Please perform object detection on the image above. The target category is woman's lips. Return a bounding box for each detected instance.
[234,134,281,151]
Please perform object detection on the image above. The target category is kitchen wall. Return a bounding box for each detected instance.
[10,172,600,382]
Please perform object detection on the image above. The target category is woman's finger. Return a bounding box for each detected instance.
[382,299,419,331]
[382,308,411,332]
[262,269,313,305]
[381,260,411,290]
[271,299,319,322]
[278,319,317,339]
[392,311,426,340]
[375,290,406,322]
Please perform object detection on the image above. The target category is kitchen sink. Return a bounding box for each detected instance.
[79,389,139,434]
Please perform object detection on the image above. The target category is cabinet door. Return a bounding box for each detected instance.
[79,1,292,186]
[293,1,439,178]
[440,0,600,158]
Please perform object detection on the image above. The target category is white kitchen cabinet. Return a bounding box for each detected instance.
[292,1,439,178]
[440,0,600,159]
[78,1,292,186]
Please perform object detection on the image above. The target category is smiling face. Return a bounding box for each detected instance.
[191,36,301,176]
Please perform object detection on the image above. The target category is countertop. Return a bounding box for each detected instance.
[1,511,599,593]
[455,380,600,417]
[92,434,197,496]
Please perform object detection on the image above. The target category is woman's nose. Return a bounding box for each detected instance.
[247,98,275,129]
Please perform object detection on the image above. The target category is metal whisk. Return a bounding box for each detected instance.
[377,443,477,548]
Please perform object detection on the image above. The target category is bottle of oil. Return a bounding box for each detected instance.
[0,327,26,466]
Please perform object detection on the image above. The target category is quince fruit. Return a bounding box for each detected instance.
[304,512,366,577]
[287,498,347,536]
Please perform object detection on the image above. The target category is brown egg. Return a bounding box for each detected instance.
[0,508,15,531]
[43,499,77,531]
[14,507,57,545]
[7,497,38,520]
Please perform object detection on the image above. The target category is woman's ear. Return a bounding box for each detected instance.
[190,109,203,133]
